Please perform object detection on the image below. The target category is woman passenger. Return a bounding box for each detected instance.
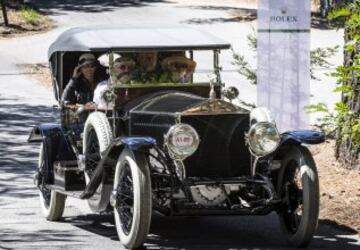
[62,53,101,105]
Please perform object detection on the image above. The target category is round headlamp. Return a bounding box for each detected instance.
[248,122,280,156]
[165,124,200,160]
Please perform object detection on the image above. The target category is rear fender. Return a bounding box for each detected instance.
[28,123,76,184]
[28,123,62,143]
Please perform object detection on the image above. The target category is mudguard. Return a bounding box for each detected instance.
[280,130,325,146]
[80,136,156,200]
[28,123,62,143]
[28,123,76,184]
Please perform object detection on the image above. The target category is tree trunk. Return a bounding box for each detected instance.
[335,28,360,169]
[1,0,9,26]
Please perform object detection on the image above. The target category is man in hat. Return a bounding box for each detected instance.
[62,53,101,105]
[159,56,196,83]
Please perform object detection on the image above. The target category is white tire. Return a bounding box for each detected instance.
[83,111,113,212]
[113,149,152,249]
[38,143,66,221]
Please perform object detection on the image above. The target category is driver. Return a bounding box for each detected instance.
[62,53,101,106]
[132,51,158,83]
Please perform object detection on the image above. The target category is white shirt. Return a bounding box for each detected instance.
[93,80,114,109]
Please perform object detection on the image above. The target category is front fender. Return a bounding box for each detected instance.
[280,130,325,146]
[80,136,156,200]
[263,130,324,161]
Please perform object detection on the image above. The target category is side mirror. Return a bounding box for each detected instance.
[223,86,239,101]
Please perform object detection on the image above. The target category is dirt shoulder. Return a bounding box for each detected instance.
[310,141,360,234]
[0,4,54,39]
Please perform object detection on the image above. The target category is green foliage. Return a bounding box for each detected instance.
[19,6,41,25]
[231,48,256,85]
[310,46,339,80]
[246,28,257,51]
[310,1,360,146]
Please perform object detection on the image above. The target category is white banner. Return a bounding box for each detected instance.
[257,0,311,132]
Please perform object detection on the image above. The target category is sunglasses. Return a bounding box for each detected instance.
[82,64,96,69]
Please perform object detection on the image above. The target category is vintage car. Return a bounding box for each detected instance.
[28,26,325,249]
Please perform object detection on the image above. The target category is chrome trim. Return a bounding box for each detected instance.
[130,110,178,116]
[174,160,186,180]
[164,123,200,160]
[133,122,172,128]
[247,122,280,157]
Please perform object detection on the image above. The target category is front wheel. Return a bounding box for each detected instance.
[38,143,66,221]
[113,149,152,249]
[277,146,319,247]
[83,111,113,212]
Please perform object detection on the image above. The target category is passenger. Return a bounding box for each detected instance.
[133,51,158,83]
[62,53,101,105]
[93,56,136,109]
[160,56,196,83]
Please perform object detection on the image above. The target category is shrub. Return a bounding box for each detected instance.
[19,6,41,25]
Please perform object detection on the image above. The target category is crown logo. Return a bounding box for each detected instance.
[281,7,287,15]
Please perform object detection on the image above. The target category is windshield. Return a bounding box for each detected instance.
[102,50,219,87]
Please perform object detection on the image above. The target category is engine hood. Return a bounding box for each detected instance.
[128,91,248,115]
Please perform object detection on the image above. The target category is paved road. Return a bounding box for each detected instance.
[0,1,358,249]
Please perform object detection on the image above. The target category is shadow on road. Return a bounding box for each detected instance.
[62,212,359,249]
[0,96,56,200]
[180,5,256,25]
[33,0,173,15]
[179,4,341,30]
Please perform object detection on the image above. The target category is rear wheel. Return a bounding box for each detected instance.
[83,111,113,212]
[277,146,319,247]
[113,149,152,249]
[38,143,66,221]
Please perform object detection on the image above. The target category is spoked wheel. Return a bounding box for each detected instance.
[38,143,66,221]
[278,146,319,248]
[83,111,113,212]
[84,128,101,181]
[113,149,152,249]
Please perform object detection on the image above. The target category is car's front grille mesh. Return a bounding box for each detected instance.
[182,114,251,178]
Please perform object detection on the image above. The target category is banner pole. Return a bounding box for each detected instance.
[257,0,311,132]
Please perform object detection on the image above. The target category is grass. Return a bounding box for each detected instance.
[19,6,41,25]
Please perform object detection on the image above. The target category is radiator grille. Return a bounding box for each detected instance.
[182,114,251,178]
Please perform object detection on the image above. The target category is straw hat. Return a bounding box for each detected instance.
[161,56,196,73]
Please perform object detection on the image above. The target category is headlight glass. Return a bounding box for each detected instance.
[165,124,199,160]
[248,122,280,156]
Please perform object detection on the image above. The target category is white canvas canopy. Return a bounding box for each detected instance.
[48,26,231,59]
